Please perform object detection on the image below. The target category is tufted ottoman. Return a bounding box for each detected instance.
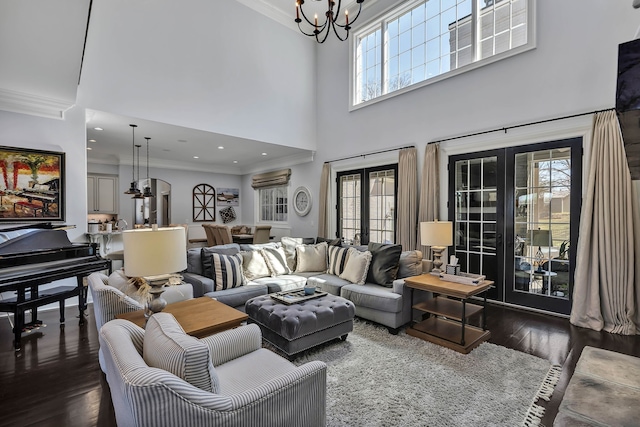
[245,293,355,359]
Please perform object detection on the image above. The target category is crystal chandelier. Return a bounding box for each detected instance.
[295,0,365,43]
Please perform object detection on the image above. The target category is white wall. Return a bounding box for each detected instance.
[78,0,317,151]
[286,0,640,236]
[0,107,88,241]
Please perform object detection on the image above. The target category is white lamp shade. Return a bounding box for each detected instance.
[123,227,187,277]
[420,221,453,247]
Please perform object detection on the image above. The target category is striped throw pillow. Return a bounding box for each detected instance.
[327,245,349,276]
[261,247,292,276]
[209,253,244,291]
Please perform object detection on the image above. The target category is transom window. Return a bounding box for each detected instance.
[353,0,533,106]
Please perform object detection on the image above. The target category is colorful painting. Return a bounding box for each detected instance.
[0,147,65,221]
[216,188,239,206]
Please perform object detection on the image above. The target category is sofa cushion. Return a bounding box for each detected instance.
[207,253,245,291]
[340,283,403,313]
[339,249,372,285]
[307,273,352,296]
[261,246,292,276]
[252,274,308,293]
[239,242,280,251]
[205,284,268,309]
[295,242,328,273]
[316,236,342,246]
[397,250,423,279]
[143,313,220,393]
[201,244,241,277]
[366,242,402,287]
[327,245,350,276]
[240,250,271,281]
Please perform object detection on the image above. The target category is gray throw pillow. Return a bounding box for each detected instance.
[366,242,402,286]
[397,250,423,279]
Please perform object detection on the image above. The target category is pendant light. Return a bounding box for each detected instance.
[143,137,154,198]
[132,144,145,199]
[124,124,141,195]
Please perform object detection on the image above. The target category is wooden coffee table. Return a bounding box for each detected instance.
[116,297,248,338]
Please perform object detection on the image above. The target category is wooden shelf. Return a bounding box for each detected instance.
[407,317,490,354]
[413,297,483,322]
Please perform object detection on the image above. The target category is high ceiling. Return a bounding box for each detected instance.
[0,0,374,173]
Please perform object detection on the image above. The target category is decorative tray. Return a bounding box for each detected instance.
[439,272,486,286]
[270,288,328,305]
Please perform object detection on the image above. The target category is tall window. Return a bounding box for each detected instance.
[259,186,287,222]
[337,165,397,245]
[354,0,532,106]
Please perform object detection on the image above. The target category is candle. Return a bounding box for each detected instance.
[345,10,349,26]
[296,2,299,20]
[315,14,318,27]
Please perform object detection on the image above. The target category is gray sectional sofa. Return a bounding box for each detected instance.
[182,238,429,332]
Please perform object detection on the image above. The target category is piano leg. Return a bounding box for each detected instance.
[59,299,65,323]
[77,276,86,325]
[13,307,23,351]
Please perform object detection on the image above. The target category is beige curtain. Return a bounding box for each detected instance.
[418,143,440,258]
[570,111,639,335]
[397,147,418,250]
[317,163,331,238]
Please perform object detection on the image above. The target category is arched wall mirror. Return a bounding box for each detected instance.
[134,178,171,227]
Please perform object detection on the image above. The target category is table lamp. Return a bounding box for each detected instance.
[420,221,453,275]
[531,229,552,272]
[123,226,187,317]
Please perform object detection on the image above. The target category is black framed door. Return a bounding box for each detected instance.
[449,137,582,315]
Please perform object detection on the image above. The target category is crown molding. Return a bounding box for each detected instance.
[0,88,74,120]
[234,0,380,35]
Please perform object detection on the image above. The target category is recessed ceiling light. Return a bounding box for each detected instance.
[94,127,103,131]
[178,139,187,143]
[86,147,92,150]
[193,156,199,159]
[218,146,224,150]
[233,160,238,164]
[163,149,171,152]
[261,152,267,156]
[88,139,96,143]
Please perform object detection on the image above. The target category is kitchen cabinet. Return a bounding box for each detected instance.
[88,175,118,214]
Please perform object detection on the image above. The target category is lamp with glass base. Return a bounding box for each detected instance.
[420,221,453,275]
[123,227,187,318]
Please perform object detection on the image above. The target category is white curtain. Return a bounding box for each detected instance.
[397,147,418,250]
[418,143,440,258]
[317,162,331,238]
[570,111,639,335]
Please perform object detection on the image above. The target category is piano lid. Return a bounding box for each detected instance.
[0,229,75,255]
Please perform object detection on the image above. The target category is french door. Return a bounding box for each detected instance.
[337,164,398,245]
[449,138,582,315]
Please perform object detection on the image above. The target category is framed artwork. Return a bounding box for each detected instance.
[216,188,239,206]
[193,183,215,222]
[0,146,65,221]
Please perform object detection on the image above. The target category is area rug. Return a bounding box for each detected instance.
[292,320,561,427]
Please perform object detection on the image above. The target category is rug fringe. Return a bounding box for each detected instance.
[521,365,562,426]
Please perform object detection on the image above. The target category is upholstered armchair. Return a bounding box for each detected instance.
[87,271,193,371]
[100,315,327,427]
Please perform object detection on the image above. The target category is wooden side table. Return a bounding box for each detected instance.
[404,274,493,354]
[116,297,248,338]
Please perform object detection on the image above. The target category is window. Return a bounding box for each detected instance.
[353,0,533,106]
[337,165,397,245]
[258,186,288,222]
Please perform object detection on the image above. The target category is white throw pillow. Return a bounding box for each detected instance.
[339,249,373,285]
[108,269,144,303]
[261,246,292,276]
[280,236,304,270]
[143,313,220,393]
[295,242,328,273]
[240,250,271,281]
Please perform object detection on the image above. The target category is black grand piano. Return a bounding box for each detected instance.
[0,223,111,349]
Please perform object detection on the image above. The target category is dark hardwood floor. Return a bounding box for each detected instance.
[1,303,639,427]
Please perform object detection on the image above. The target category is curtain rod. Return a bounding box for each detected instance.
[428,107,615,145]
[324,145,415,164]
